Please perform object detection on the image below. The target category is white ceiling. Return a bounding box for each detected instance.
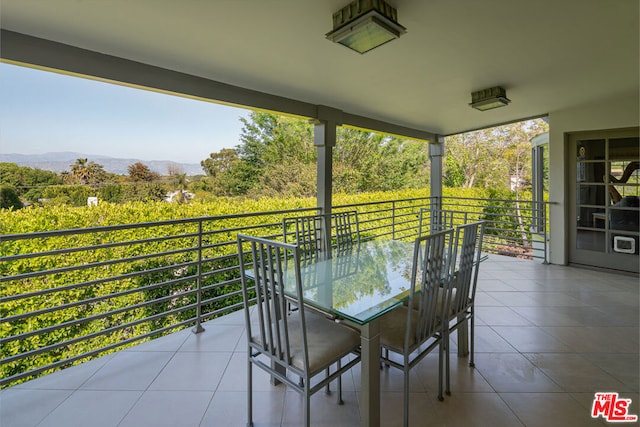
[1,0,638,136]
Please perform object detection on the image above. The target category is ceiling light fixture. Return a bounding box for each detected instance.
[469,86,511,111]
[326,0,407,54]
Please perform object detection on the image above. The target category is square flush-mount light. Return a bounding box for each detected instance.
[326,0,407,54]
[470,86,511,111]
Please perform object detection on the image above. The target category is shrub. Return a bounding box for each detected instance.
[0,185,22,210]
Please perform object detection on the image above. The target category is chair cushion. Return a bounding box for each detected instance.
[290,311,361,374]
[252,311,360,375]
[382,298,448,353]
[404,288,457,317]
[379,306,418,351]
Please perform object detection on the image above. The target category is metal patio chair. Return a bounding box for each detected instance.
[238,234,361,427]
[282,214,328,262]
[379,229,456,427]
[331,210,360,253]
[445,221,485,395]
[284,211,360,256]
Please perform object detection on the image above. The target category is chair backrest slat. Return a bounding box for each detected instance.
[283,215,326,262]
[450,221,485,315]
[418,207,469,236]
[332,211,360,253]
[238,234,308,372]
[407,228,455,348]
[283,211,360,258]
[249,241,268,352]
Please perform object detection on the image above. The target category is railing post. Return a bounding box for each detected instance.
[192,219,205,334]
[542,201,549,264]
[391,201,396,239]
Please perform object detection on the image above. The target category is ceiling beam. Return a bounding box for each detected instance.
[1,29,435,142]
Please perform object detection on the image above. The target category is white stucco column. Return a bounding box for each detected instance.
[429,135,444,208]
[313,106,342,251]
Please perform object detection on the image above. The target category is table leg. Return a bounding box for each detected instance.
[457,314,469,357]
[360,320,380,427]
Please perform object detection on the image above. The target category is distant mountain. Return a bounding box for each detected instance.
[0,152,204,176]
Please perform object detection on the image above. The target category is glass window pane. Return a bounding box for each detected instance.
[578,206,606,228]
[576,230,605,252]
[577,161,606,184]
[578,184,606,206]
[609,137,639,161]
[610,207,640,232]
[609,159,640,203]
[577,139,605,160]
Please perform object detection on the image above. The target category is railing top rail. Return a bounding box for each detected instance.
[334,195,433,210]
[441,195,551,205]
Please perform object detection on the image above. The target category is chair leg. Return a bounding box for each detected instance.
[304,393,311,427]
[247,357,254,427]
[337,359,344,404]
[403,366,410,427]
[437,341,444,402]
[445,327,451,396]
[469,312,475,368]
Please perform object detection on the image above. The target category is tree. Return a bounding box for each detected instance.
[211,112,430,197]
[443,119,548,190]
[259,162,317,197]
[200,112,318,197]
[0,185,22,210]
[69,158,90,184]
[0,162,62,202]
[66,158,110,186]
[235,112,316,195]
[166,163,184,177]
[127,162,158,182]
[201,148,251,196]
[201,148,239,179]
[334,129,429,192]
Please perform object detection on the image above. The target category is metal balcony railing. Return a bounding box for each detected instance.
[0,196,547,388]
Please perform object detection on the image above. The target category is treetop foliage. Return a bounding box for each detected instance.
[127,162,159,182]
[443,119,548,189]
[201,111,430,197]
[1,113,547,210]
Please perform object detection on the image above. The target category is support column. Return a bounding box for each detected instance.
[431,135,469,355]
[429,135,444,212]
[314,106,341,255]
[315,122,335,217]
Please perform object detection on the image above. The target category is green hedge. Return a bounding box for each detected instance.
[3,188,514,387]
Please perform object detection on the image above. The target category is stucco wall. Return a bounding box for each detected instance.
[547,93,639,265]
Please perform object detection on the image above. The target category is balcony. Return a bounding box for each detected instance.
[1,197,638,426]
[2,255,638,426]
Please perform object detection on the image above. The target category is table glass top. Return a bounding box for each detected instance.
[291,239,415,325]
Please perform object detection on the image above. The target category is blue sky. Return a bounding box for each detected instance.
[0,62,251,164]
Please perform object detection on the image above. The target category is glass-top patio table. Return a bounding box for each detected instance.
[280,239,417,427]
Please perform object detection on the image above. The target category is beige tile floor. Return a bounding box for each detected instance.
[1,255,638,427]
